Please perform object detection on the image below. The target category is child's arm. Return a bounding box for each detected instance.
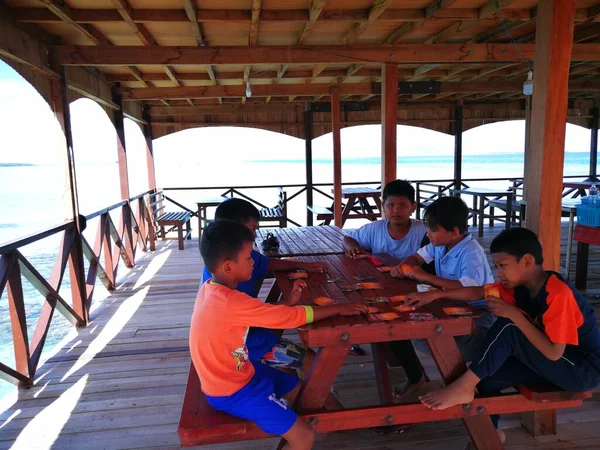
[313,302,369,322]
[267,258,327,273]
[390,253,425,277]
[404,286,484,309]
[343,236,369,257]
[487,297,566,361]
[405,267,464,290]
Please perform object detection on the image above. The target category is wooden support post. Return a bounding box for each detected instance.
[305,109,314,226]
[381,63,398,187]
[523,95,532,203]
[524,0,575,272]
[143,107,157,191]
[112,84,135,266]
[454,103,463,191]
[51,67,88,325]
[331,87,343,228]
[590,106,599,181]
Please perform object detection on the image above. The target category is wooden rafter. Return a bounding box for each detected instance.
[298,0,328,44]
[109,0,156,46]
[342,0,392,45]
[426,0,520,45]
[39,0,110,45]
[384,0,462,44]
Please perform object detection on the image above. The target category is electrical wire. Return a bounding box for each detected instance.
[490,0,533,69]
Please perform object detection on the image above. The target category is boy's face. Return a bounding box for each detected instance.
[243,218,259,239]
[220,241,255,282]
[492,252,533,288]
[426,225,459,247]
[383,195,416,226]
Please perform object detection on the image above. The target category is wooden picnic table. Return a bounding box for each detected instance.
[196,196,228,246]
[256,226,345,258]
[273,253,506,449]
[574,224,600,290]
[451,187,514,238]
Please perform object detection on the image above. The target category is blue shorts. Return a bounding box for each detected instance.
[206,362,299,436]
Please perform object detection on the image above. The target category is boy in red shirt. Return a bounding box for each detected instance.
[410,228,600,444]
[191,221,367,449]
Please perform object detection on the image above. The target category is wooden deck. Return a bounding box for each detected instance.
[2,225,600,450]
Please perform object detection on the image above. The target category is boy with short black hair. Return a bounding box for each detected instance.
[201,198,326,374]
[417,228,600,442]
[389,196,495,398]
[191,221,367,449]
[343,179,427,260]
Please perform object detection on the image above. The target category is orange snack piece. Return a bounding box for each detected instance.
[313,296,337,306]
[368,312,399,322]
[288,272,309,280]
[400,264,414,277]
[392,305,413,313]
[388,295,406,303]
[358,282,383,289]
[377,266,393,273]
[483,284,500,299]
[367,306,382,314]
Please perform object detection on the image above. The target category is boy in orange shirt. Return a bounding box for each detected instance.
[191,221,367,449]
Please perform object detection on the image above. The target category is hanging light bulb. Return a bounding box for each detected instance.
[245,80,252,98]
[523,70,533,96]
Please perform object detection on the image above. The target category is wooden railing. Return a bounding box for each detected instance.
[162,175,590,228]
[0,190,153,386]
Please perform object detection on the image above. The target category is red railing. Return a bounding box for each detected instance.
[0,190,153,386]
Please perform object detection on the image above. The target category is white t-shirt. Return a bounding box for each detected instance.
[347,219,427,261]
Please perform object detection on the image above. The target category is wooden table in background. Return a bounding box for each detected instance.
[451,187,514,238]
[574,224,600,290]
[339,186,382,226]
[196,196,228,247]
[273,253,505,449]
[256,226,345,258]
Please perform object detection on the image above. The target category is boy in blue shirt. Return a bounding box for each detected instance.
[343,179,427,260]
[201,198,326,375]
[389,196,495,398]
[418,228,600,445]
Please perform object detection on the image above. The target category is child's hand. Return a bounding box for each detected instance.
[345,245,368,258]
[404,291,438,309]
[338,302,369,316]
[486,296,518,319]
[303,262,328,273]
[288,280,307,305]
[390,264,404,278]
[407,266,427,282]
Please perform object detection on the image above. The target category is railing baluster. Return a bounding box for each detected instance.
[102,213,116,289]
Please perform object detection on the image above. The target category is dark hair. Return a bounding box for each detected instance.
[490,228,543,265]
[382,180,415,203]
[200,221,255,273]
[424,196,469,234]
[215,198,260,224]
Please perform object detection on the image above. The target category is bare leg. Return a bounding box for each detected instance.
[419,369,479,410]
[394,373,426,400]
[282,417,315,450]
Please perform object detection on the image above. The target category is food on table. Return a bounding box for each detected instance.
[313,296,337,306]
[288,272,309,280]
[399,264,414,277]
[408,312,437,321]
[367,306,382,314]
[392,305,413,313]
[365,296,389,304]
[367,312,399,322]
[358,282,383,289]
[443,307,473,316]
[367,256,383,267]
[377,266,393,273]
[340,285,361,292]
[388,295,407,303]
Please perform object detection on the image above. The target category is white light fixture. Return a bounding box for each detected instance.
[523,70,533,96]
[245,80,252,98]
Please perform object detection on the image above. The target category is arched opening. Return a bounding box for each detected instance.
[124,119,151,196]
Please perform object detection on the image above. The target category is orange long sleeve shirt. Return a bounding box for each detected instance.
[189,281,314,397]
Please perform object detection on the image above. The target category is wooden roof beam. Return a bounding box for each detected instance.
[39,0,109,45]
[109,0,156,46]
[427,0,520,44]
[182,0,205,46]
[342,0,393,45]
[384,0,461,44]
[243,1,261,103]
[298,0,328,44]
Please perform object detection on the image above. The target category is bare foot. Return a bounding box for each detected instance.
[419,384,475,410]
[394,375,426,400]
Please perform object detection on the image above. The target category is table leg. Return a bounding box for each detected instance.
[479,196,485,238]
[426,335,503,450]
[575,242,589,291]
[296,341,351,411]
[341,197,357,228]
[472,196,478,228]
[505,193,513,231]
[371,343,394,405]
[565,212,575,280]
[197,207,202,249]
[373,195,382,214]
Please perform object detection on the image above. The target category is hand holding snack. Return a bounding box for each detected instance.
[483,283,501,300]
[338,302,369,316]
[391,263,415,278]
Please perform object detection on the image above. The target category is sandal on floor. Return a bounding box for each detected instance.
[371,424,412,434]
[348,344,366,356]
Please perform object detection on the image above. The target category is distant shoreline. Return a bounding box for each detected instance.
[0,163,35,167]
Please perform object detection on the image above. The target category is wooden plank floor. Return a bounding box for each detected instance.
[1,225,600,450]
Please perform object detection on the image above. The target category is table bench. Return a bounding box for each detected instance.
[259,187,287,228]
[307,205,334,225]
[148,191,192,250]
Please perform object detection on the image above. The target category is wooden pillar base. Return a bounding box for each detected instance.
[522,409,557,436]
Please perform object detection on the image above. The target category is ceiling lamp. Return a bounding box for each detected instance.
[245,80,252,98]
[523,70,533,96]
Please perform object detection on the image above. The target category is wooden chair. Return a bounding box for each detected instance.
[148,190,192,250]
[259,187,288,228]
